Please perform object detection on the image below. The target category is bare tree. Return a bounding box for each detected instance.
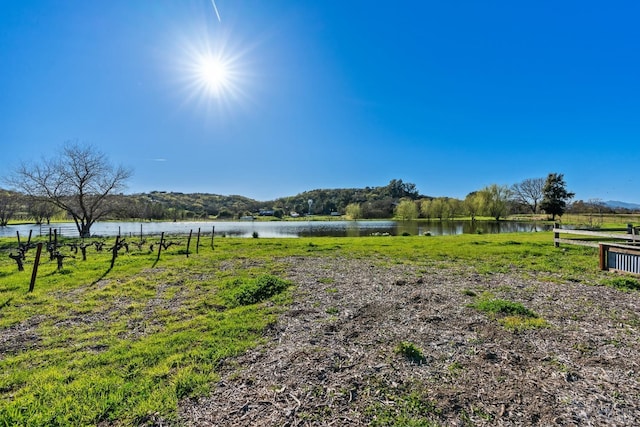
[26,198,60,225]
[9,142,132,237]
[0,190,20,226]
[511,178,544,214]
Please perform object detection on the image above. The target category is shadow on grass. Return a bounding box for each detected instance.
[0,298,13,312]
[91,267,113,285]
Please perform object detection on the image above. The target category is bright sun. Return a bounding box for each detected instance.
[196,56,230,94]
[177,33,248,108]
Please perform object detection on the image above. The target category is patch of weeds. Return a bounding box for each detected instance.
[546,357,570,373]
[603,276,640,291]
[365,383,440,427]
[325,287,338,294]
[470,297,537,318]
[499,316,548,332]
[395,341,426,364]
[228,275,290,306]
[325,306,339,315]
[318,277,335,284]
[604,337,623,347]
[462,289,477,298]
[572,341,595,355]
[470,405,493,421]
[471,294,547,332]
[447,361,463,376]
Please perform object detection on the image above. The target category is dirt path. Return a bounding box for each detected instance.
[179,256,640,426]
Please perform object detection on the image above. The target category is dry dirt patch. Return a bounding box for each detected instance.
[179,256,640,426]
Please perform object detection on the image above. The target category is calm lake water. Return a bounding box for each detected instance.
[0,220,553,239]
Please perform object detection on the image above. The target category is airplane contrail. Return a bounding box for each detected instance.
[211,0,221,22]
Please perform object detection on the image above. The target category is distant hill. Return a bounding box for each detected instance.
[117,179,423,220]
[604,200,640,210]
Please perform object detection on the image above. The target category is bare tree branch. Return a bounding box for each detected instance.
[511,178,544,214]
[8,142,132,237]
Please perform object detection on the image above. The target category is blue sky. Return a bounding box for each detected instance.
[1,1,639,203]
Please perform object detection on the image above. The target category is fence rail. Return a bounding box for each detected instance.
[553,223,640,275]
[553,223,640,248]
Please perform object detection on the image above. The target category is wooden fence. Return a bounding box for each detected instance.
[553,223,640,275]
[553,223,639,248]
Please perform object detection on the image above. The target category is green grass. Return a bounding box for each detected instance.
[469,292,549,332]
[602,276,640,291]
[0,236,290,425]
[470,296,537,317]
[395,341,426,364]
[365,380,441,426]
[0,231,611,424]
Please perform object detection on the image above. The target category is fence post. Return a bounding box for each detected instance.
[50,229,58,260]
[156,232,165,262]
[599,243,608,271]
[110,236,120,269]
[554,223,560,248]
[196,228,201,254]
[186,230,193,258]
[211,226,215,250]
[29,243,43,293]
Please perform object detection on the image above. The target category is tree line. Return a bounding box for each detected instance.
[389,174,575,223]
[0,142,633,237]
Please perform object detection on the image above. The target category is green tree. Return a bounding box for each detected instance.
[430,198,447,220]
[540,173,575,221]
[419,199,432,219]
[464,192,483,221]
[395,199,419,220]
[385,179,420,199]
[445,198,462,219]
[478,184,512,221]
[345,203,362,220]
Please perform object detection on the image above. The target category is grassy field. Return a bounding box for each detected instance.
[0,230,637,425]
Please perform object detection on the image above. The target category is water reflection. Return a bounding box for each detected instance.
[0,220,553,239]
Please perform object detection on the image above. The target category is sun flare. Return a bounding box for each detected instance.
[196,56,230,94]
[175,29,251,110]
